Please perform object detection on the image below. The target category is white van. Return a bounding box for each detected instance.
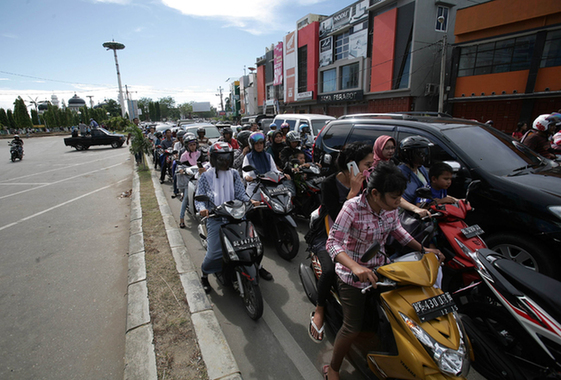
[272,114,335,139]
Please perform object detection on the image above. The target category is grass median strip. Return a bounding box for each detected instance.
[138,168,209,380]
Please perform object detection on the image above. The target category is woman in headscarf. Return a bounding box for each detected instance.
[265,130,286,168]
[371,135,396,168]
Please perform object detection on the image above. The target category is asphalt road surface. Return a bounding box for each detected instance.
[158,166,486,380]
[0,136,132,379]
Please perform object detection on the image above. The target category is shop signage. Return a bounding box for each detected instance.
[296,91,313,101]
[274,42,283,86]
[319,90,364,103]
[319,0,369,38]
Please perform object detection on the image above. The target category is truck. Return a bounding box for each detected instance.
[64,128,126,151]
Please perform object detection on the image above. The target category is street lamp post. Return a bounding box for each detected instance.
[438,16,447,114]
[103,40,126,118]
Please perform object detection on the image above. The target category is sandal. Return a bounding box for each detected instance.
[308,311,325,343]
[179,222,186,229]
[322,365,329,380]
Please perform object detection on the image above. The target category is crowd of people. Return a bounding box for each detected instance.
[133,112,561,380]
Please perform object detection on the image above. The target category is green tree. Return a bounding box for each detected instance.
[7,109,16,129]
[137,97,152,121]
[0,108,9,128]
[158,96,176,120]
[178,102,193,119]
[126,122,152,169]
[31,109,40,125]
[154,101,161,121]
[13,97,33,129]
[105,99,121,117]
[149,102,156,121]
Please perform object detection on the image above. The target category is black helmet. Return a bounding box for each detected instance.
[197,127,206,135]
[209,142,234,171]
[176,130,186,139]
[155,131,162,138]
[223,127,233,137]
[237,130,252,148]
[399,136,432,165]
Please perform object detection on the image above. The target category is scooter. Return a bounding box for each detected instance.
[299,240,472,379]
[9,142,23,162]
[454,245,561,380]
[291,162,325,219]
[245,165,300,261]
[194,195,265,320]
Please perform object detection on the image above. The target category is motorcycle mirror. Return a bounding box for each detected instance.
[323,154,332,165]
[242,165,256,172]
[420,224,435,248]
[194,195,210,202]
[466,180,481,202]
[415,187,433,200]
[360,242,380,263]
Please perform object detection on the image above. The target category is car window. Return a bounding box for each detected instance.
[310,119,333,136]
[284,119,297,130]
[442,125,543,175]
[397,128,458,164]
[321,123,352,150]
[347,125,395,147]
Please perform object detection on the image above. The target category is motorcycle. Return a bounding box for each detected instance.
[245,165,300,261]
[454,245,561,380]
[9,142,23,162]
[175,162,201,220]
[291,162,325,219]
[159,147,176,182]
[299,240,472,379]
[194,195,265,320]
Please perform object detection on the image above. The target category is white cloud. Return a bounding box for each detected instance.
[0,78,9,81]
[1,33,18,39]
[90,0,131,4]
[160,0,325,35]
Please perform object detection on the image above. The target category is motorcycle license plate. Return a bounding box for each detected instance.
[269,186,288,196]
[232,237,260,251]
[412,292,457,322]
[461,224,484,239]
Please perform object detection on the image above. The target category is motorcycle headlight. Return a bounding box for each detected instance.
[225,205,245,219]
[223,236,239,261]
[271,200,285,213]
[399,312,469,377]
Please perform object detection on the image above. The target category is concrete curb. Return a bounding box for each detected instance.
[124,169,157,380]
[149,168,243,380]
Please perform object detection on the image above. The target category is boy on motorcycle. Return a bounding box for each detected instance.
[195,142,270,293]
[323,162,443,380]
[11,135,24,155]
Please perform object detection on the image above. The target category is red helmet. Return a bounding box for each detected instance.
[532,114,560,132]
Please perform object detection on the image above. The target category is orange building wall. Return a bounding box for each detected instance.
[298,22,320,97]
[370,8,397,93]
[257,65,266,107]
[534,66,561,92]
[455,0,561,43]
[454,70,529,98]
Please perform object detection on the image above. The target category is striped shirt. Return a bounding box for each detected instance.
[326,193,413,289]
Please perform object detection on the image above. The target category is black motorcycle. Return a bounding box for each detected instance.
[195,195,265,320]
[245,166,300,261]
[9,141,23,162]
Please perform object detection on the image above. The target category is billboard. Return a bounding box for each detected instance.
[274,42,283,86]
[192,102,211,112]
[319,36,333,67]
[284,31,297,103]
[319,0,369,38]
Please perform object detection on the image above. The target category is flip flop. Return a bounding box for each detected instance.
[308,311,325,343]
[322,365,329,380]
[179,222,186,229]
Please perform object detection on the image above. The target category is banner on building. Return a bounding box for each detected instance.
[349,28,368,58]
[284,31,297,103]
[274,42,283,86]
[319,0,369,38]
[319,36,333,67]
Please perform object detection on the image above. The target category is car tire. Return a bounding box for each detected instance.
[111,141,119,148]
[75,144,84,151]
[485,233,558,279]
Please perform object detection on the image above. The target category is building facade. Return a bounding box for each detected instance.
[448,0,561,133]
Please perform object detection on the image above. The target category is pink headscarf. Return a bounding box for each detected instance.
[372,135,396,169]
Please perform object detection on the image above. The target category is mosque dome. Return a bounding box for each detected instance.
[68,94,86,107]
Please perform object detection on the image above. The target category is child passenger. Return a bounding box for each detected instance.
[323,162,444,380]
[427,162,458,204]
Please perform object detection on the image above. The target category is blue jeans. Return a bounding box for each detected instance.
[201,217,227,275]
[179,188,189,219]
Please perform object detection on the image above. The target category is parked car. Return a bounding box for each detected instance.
[182,123,221,144]
[241,114,275,128]
[312,113,561,279]
[272,114,335,139]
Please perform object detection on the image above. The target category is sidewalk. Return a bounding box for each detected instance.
[123,163,242,380]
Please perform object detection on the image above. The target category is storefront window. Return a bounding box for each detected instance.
[340,63,359,90]
[322,69,336,92]
[335,31,350,61]
[541,29,561,68]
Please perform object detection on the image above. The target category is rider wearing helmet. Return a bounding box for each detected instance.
[232,130,252,172]
[397,136,432,204]
[197,127,209,147]
[195,141,260,293]
[219,127,239,150]
[299,123,313,149]
[522,114,560,159]
[268,122,277,131]
[280,122,290,141]
[242,132,283,199]
[11,134,24,156]
[280,131,302,170]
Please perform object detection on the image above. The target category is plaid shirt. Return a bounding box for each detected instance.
[326,193,413,288]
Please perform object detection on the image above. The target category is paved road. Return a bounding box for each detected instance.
[158,170,485,380]
[0,136,132,379]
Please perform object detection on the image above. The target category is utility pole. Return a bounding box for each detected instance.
[438,16,447,115]
[103,40,126,118]
[216,86,224,112]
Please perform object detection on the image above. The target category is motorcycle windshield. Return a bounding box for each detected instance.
[378,253,440,287]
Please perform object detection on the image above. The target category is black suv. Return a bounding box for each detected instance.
[312,113,561,279]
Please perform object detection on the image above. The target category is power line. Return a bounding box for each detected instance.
[0,70,112,87]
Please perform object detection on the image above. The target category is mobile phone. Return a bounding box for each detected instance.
[347,161,359,176]
[197,162,203,168]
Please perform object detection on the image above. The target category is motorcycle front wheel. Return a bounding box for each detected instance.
[240,270,263,320]
[275,222,300,261]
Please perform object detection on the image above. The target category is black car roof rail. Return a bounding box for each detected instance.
[338,112,453,120]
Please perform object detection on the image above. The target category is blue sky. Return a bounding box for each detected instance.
[0,0,348,112]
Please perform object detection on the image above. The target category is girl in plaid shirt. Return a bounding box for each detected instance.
[323,162,443,380]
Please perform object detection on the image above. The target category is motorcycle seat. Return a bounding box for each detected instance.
[493,258,561,323]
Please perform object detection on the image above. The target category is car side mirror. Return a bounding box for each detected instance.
[443,160,461,173]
